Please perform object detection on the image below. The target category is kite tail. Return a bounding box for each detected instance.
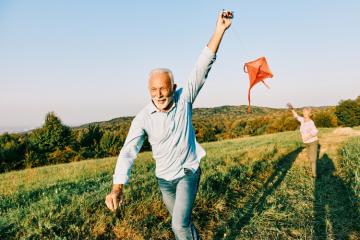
[247,87,251,113]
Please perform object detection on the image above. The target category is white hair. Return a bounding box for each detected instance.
[149,68,174,86]
[303,107,312,112]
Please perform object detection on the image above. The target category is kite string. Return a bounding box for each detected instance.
[230,24,252,61]
[229,23,254,111]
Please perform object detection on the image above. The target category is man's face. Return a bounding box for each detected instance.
[148,72,176,111]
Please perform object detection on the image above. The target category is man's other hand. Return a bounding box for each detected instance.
[105,185,124,212]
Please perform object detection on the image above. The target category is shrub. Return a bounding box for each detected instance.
[335,99,360,127]
[313,109,338,127]
[99,131,123,156]
[47,147,79,164]
[29,112,73,154]
[266,114,297,134]
[76,125,103,148]
[339,137,360,203]
[0,133,26,172]
[244,118,269,136]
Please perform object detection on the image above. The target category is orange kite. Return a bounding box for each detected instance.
[244,57,273,113]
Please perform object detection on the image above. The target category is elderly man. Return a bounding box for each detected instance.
[105,11,232,239]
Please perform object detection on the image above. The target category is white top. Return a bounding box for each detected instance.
[296,116,319,143]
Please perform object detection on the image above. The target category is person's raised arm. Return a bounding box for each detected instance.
[105,116,146,212]
[287,103,299,119]
[183,11,232,103]
[207,11,232,54]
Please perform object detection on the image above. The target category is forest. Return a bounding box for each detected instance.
[0,96,359,173]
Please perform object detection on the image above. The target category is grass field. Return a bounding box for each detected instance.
[1,128,359,239]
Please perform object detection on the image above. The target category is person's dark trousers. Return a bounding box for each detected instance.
[305,140,319,177]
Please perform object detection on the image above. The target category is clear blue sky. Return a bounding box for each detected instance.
[1,0,359,132]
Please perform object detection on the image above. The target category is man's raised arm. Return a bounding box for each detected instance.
[183,11,232,103]
[208,11,233,54]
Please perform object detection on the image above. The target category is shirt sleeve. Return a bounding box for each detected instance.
[296,115,304,123]
[182,46,216,103]
[113,116,145,184]
[310,121,319,136]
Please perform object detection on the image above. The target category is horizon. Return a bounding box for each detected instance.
[1,1,359,131]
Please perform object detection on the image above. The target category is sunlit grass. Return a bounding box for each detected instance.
[0,128,359,239]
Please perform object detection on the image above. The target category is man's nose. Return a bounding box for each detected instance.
[155,90,162,98]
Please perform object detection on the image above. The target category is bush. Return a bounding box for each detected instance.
[335,99,360,127]
[0,133,26,172]
[266,114,297,134]
[23,150,45,168]
[29,112,73,154]
[229,120,245,138]
[244,118,269,136]
[313,109,338,128]
[48,147,80,164]
[194,122,218,142]
[99,131,123,156]
[76,125,103,148]
[339,137,360,209]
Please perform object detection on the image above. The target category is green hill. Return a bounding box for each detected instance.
[1,128,359,239]
[0,104,340,174]
[76,105,327,130]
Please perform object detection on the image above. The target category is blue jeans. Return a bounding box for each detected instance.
[157,167,201,240]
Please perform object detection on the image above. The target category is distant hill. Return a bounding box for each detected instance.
[73,105,333,139]
[76,105,329,130]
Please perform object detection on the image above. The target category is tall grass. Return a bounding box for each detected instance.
[1,129,359,239]
[339,136,360,207]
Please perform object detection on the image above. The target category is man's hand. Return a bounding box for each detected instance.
[207,11,233,54]
[216,11,233,32]
[105,184,124,212]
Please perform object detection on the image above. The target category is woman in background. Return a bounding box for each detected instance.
[287,103,319,178]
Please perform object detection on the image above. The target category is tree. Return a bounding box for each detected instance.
[99,131,123,156]
[30,112,73,152]
[335,99,360,127]
[75,124,104,158]
[356,95,360,105]
[313,109,338,128]
[27,112,74,165]
[244,117,268,136]
[0,133,26,172]
[76,124,102,148]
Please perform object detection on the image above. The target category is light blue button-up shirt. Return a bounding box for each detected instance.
[113,46,216,184]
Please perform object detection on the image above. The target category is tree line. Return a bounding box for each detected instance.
[0,96,359,173]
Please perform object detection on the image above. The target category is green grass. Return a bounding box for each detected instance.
[339,136,360,208]
[0,129,359,239]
